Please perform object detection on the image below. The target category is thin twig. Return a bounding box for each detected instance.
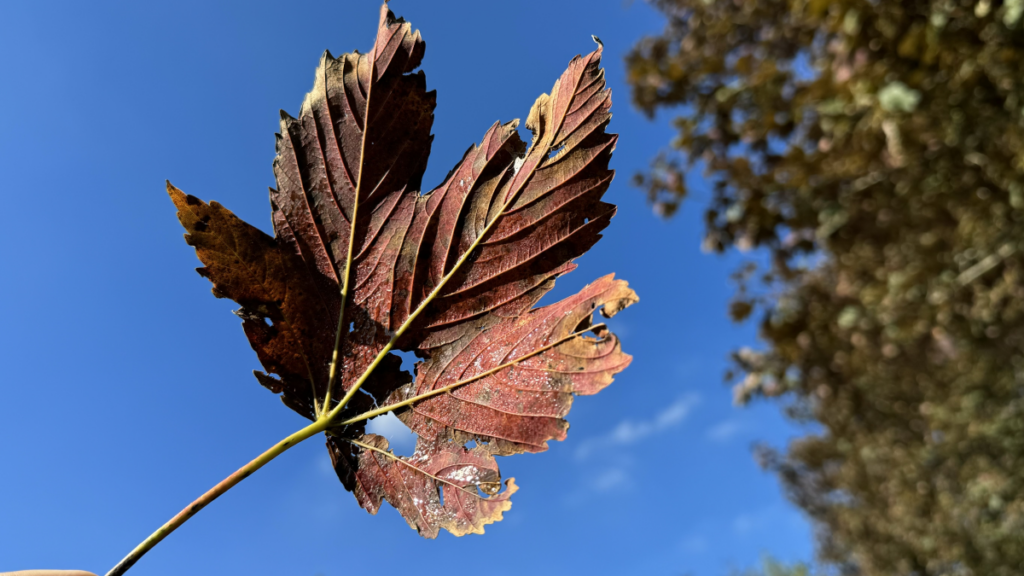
[104,419,327,576]
[957,242,1016,287]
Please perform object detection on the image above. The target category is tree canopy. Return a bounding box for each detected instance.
[732,557,817,576]
[629,1,1024,574]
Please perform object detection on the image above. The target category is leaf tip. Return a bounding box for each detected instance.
[504,477,519,496]
[166,181,190,211]
[594,274,639,318]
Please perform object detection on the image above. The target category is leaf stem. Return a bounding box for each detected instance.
[104,418,327,576]
[322,13,382,416]
[321,293,348,416]
[108,19,396,575]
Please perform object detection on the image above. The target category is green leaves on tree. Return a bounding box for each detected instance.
[629,1,1024,574]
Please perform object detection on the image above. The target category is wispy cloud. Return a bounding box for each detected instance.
[706,419,743,443]
[731,504,807,537]
[576,393,700,460]
[679,535,708,554]
[591,467,629,493]
[563,466,632,507]
[733,513,756,535]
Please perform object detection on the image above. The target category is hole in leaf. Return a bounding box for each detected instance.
[365,412,417,456]
[477,483,500,498]
[465,440,477,449]
[546,142,566,160]
[263,317,273,327]
[512,155,526,176]
[573,314,594,333]
[394,349,418,374]
[356,387,376,407]
[438,485,446,506]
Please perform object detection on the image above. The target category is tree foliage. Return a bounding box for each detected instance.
[629,1,1024,574]
[169,3,634,540]
[731,557,817,576]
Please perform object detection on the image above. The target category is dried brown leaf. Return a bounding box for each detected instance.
[170,3,635,537]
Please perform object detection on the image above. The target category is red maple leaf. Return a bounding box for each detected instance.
[168,3,636,538]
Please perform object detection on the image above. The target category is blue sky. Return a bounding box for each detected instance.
[0,1,814,574]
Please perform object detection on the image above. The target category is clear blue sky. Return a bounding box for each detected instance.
[0,1,814,574]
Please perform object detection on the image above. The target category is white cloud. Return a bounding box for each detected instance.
[657,397,694,428]
[679,535,708,554]
[563,467,632,507]
[317,453,336,478]
[733,514,756,535]
[575,393,700,460]
[609,420,651,445]
[706,419,743,443]
[591,468,629,493]
[730,504,807,537]
[366,412,417,454]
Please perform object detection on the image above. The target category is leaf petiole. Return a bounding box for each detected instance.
[104,419,328,576]
[105,314,606,575]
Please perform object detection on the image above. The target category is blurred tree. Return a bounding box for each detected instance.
[731,557,817,576]
[628,1,1024,575]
